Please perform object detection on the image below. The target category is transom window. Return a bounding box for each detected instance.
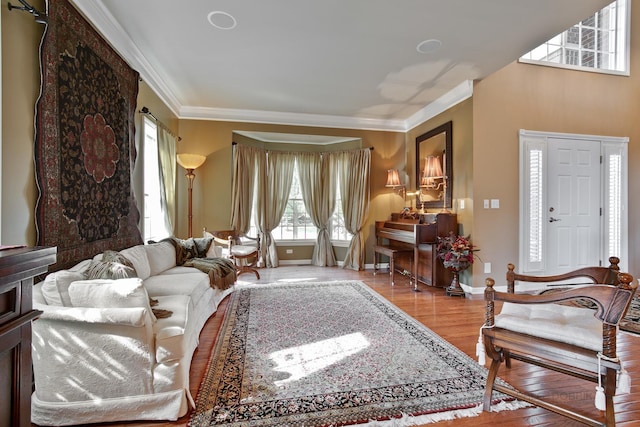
[520,0,629,75]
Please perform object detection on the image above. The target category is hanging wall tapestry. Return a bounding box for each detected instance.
[35,0,142,271]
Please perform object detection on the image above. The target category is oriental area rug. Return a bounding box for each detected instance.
[190,281,526,427]
[35,0,142,271]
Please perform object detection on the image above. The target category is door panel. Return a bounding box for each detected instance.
[546,138,601,274]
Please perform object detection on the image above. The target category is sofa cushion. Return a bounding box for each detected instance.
[153,295,190,363]
[120,245,151,280]
[67,278,156,322]
[143,272,210,304]
[41,270,86,306]
[145,241,177,276]
[495,302,603,351]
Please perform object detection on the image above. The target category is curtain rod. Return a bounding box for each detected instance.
[8,0,47,24]
[231,141,373,150]
[139,106,182,141]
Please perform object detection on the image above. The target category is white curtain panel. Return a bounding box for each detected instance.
[297,152,337,266]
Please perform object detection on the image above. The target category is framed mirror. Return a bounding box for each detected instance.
[415,121,452,209]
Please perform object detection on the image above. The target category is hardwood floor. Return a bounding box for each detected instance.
[42,266,640,427]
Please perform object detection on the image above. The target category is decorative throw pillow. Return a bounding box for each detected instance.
[41,270,86,306]
[102,250,136,268]
[85,260,136,280]
[169,237,198,265]
[192,236,213,258]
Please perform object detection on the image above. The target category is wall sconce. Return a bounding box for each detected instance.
[385,169,406,199]
[177,153,207,237]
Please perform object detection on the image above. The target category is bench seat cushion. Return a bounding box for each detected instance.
[495,302,603,351]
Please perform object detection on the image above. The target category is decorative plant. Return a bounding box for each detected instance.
[436,232,479,271]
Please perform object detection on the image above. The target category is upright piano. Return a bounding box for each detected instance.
[375,212,457,288]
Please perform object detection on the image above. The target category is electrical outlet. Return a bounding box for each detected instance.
[286,249,293,254]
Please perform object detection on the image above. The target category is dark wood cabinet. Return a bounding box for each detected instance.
[375,213,457,288]
[0,246,56,427]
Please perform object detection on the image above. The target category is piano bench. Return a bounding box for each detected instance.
[373,245,412,286]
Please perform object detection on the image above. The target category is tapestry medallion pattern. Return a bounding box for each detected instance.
[35,0,142,271]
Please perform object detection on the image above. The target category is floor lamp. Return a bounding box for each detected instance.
[176,153,206,237]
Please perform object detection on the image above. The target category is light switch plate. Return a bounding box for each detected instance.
[490,199,499,209]
[483,199,489,209]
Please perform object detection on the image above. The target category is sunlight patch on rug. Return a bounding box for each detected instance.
[270,332,370,386]
[190,281,526,427]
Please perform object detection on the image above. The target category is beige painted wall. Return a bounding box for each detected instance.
[406,98,474,284]
[175,119,404,263]
[471,4,640,287]
[1,0,45,245]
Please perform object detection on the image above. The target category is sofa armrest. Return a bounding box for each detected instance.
[32,305,157,403]
[35,303,151,327]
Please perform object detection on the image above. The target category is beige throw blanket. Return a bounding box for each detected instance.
[183,257,236,290]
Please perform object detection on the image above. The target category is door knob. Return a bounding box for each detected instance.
[549,217,561,222]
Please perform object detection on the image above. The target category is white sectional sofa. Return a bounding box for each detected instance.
[30,239,236,426]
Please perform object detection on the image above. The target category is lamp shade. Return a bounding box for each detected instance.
[177,153,206,170]
[421,156,443,187]
[385,169,401,187]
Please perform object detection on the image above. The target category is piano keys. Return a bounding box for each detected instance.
[375,212,457,288]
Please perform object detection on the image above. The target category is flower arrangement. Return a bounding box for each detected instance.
[436,232,479,271]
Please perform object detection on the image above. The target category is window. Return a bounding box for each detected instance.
[143,117,169,242]
[271,163,317,241]
[269,162,352,242]
[520,0,629,75]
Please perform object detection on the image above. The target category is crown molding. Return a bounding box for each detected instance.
[179,106,408,132]
[404,80,473,131]
[70,0,182,115]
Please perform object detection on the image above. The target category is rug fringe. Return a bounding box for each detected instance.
[339,400,531,427]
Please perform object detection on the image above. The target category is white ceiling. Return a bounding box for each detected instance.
[71,0,612,132]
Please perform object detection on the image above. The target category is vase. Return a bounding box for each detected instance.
[445,263,469,297]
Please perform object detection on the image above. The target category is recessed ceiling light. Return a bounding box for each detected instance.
[416,39,442,54]
[208,11,237,30]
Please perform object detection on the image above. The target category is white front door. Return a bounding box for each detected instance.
[546,137,601,274]
[519,130,628,275]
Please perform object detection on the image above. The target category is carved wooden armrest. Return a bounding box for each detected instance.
[506,257,621,293]
[488,273,635,320]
